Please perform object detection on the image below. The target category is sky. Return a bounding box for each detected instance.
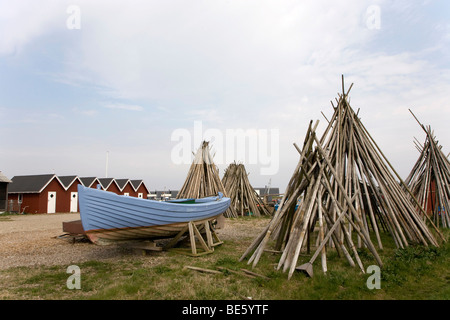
[1,0,449,192]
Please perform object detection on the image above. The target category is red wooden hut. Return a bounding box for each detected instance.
[80,177,101,189]
[8,174,66,214]
[58,176,83,213]
[115,179,135,196]
[131,180,150,199]
[8,174,151,213]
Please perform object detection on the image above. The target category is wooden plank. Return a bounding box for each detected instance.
[185,266,222,275]
[191,221,213,254]
[204,220,213,248]
[240,269,270,280]
[217,267,256,279]
[62,220,85,235]
[165,220,222,257]
[188,221,197,256]
[164,224,189,250]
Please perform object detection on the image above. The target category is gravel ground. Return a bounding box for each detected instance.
[0,213,268,270]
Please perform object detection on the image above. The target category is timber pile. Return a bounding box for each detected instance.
[177,141,238,218]
[405,110,450,228]
[222,162,271,217]
[240,76,441,279]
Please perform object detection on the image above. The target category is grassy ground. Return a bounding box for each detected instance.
[0,217,448,300]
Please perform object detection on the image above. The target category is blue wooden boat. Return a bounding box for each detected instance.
[77,185,231,245]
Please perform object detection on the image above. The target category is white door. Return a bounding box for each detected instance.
[70,192,78,212]
[47,192,56,213]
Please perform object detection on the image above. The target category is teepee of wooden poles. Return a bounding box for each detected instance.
[177,141,238,218]
[222,162,271,217]
[240,76,442,279]
[405,110,450,228]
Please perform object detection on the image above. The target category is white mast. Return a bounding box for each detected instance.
[105,151,109,178]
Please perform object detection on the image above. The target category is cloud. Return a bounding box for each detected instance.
[2,0,450,190]
[104,104,144,112]
[50,1,378,104]
[0,1,63,55]
[185,108,222,124]
[48,113,65,120]
[80,109,98,117]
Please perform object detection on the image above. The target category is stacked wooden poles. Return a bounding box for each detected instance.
[405,110,450,228]
[240,77,440,279]
[222,162,271,217]
[177,141,238,218]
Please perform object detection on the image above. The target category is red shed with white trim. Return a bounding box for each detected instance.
[8,174,66,214]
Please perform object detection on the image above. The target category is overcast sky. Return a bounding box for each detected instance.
[1,0,449,192]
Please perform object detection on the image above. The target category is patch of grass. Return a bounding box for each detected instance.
[0,219,449,300]
[379,241,449,299]
[152,265,173,274]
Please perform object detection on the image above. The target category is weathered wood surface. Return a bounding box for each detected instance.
[165,220,222,257]
[240,76,440,279]
[222,162,271,217]
[406,110,450,229]
[185,266,222,275]
[177,141,237,218]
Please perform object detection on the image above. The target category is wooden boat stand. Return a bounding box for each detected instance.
[126,240,164,255]
[164,220,223,256]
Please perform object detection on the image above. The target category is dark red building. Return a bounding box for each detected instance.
[79,177,101,189]
[8,174,66,214]
[131,180,150,199]
[115,179,135,196]
[58,176,83,213]
[8,174,151,214]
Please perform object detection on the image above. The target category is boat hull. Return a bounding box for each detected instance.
[78,185,230,244]
[85,218,216,245]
